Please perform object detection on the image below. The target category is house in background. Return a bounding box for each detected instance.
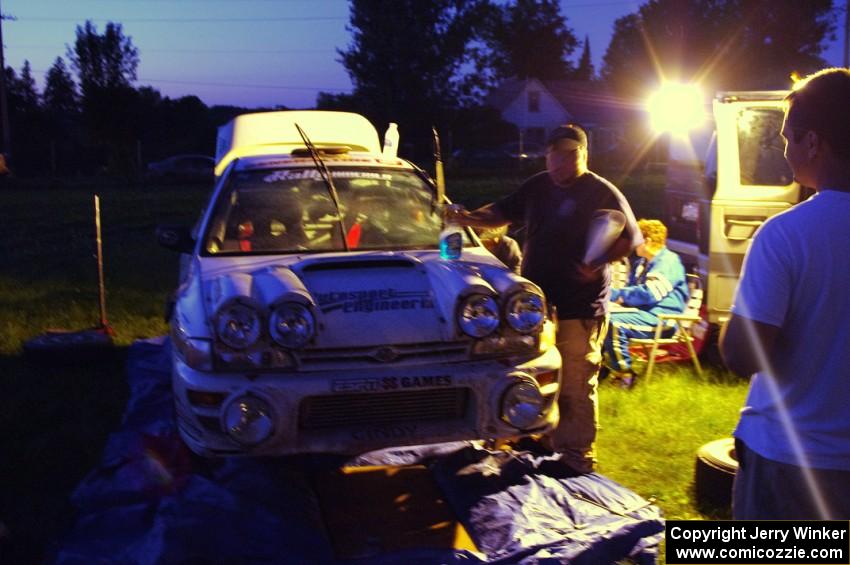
[486,78,640,165]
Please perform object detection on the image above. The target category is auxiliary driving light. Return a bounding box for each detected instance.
[505,291,545,334]
[223,395,275,446]
[458,294,500,337]
[501,381,545,429]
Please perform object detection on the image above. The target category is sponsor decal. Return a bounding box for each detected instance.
[332,375,452,393]
[352,424,417,441]
[399,375,452,388]
[262,169,392,182]
[317,288,434,314]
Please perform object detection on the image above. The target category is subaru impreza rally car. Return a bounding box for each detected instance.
[159,111,561,456]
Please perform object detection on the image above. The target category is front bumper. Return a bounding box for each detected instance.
[172,346,561,457]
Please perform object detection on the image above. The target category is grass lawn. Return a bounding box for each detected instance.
[0,173,748,562]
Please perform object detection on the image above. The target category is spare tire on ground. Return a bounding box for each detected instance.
[695,437,738,510]
[23,328,115,365]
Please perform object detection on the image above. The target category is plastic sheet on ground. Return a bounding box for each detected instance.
[53,338,664,564]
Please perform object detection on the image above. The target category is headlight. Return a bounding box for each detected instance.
[214,301,262,349]
[501,381,545,429]
[223,395,275,446]
[505,291,545,334]
[270,302,315,348]
[458,294,500,337]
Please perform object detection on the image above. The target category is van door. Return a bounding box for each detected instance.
[707,96,802,324]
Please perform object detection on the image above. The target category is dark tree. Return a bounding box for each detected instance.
[68,21,141,174]
[67,21,139,96]
[43,57,78,116]
[315,91,361,114]
[482,0,578,82]
[5,62,45,173]
[574,35,594,81]
[338,0,489,160]
[40,57,82,174]
[17,61,39,110]
[601,0,836,97]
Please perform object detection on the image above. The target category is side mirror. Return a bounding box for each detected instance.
[156,224,195,253]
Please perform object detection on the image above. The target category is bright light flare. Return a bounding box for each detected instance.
[647,82,706,136]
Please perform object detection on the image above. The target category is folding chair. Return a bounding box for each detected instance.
[610,258,630,290]
[628,274,704,380]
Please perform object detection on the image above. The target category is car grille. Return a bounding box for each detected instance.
[296,341,469,370]
[298,388,471,430]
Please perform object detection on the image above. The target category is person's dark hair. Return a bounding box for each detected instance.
[785,68,850,159]
[546,124,588,148]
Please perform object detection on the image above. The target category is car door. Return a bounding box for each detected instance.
[706,94,806,324]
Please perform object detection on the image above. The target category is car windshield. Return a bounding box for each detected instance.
[202,167,445,254]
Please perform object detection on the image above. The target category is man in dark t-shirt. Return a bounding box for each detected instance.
[447,124,641,473]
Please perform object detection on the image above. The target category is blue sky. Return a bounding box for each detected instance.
[3,0,846,109]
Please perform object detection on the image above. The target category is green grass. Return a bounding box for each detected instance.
[0,173,748,563]
[598,364,747,520]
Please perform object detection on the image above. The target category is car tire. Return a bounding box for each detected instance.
[698,323,728,370]
[23,329,114,364]
[695,437,738,510]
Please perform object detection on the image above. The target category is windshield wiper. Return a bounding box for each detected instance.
[294,123,350,252]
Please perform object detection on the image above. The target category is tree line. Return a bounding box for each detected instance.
[2,0,837,176]
[5,22,251,177]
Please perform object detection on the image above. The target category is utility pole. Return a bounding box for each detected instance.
[844,0,849,68]
[0,0,11,162]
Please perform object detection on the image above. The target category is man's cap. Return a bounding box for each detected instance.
[546,124,588,148]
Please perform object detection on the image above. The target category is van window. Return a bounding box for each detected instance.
[737,108,792,187]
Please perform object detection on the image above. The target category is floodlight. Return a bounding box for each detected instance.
[647,82,706,136]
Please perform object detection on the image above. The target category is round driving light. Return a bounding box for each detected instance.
[215,301,261,349]
[501,381,545,429]
[223,395,275,446]
[270,302,315,348]
[458,294,500,337]
[505,292,545,334]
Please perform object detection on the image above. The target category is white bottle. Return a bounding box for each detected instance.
[382,122,399,159]
[439,219,463,260]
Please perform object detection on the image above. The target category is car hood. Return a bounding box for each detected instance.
[197,249,537,348]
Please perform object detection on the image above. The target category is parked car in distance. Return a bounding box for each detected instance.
[157,110,562,457]
[147,154,215,182]
[501,141,544,160]
[451,142,544,170]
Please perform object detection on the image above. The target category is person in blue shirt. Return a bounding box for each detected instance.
[603,219,688,387]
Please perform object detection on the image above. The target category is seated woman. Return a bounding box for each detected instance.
[603,219,688,388]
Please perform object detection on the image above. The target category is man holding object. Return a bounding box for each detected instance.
[447,124,641,473]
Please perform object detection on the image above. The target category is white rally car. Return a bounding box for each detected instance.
[158,111,561,456]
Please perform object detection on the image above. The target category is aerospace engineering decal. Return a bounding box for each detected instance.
[317,288,434,314]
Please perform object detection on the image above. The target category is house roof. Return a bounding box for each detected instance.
[487,78,638,127]
[485,77,529,112]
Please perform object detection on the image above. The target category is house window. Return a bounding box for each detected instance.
[528,91,540,113]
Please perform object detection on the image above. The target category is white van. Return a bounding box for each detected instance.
[664,91,812,330]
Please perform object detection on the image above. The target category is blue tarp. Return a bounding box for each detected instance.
[54,338,663,564]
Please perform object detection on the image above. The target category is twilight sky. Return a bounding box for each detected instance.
[3,0,847,109]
